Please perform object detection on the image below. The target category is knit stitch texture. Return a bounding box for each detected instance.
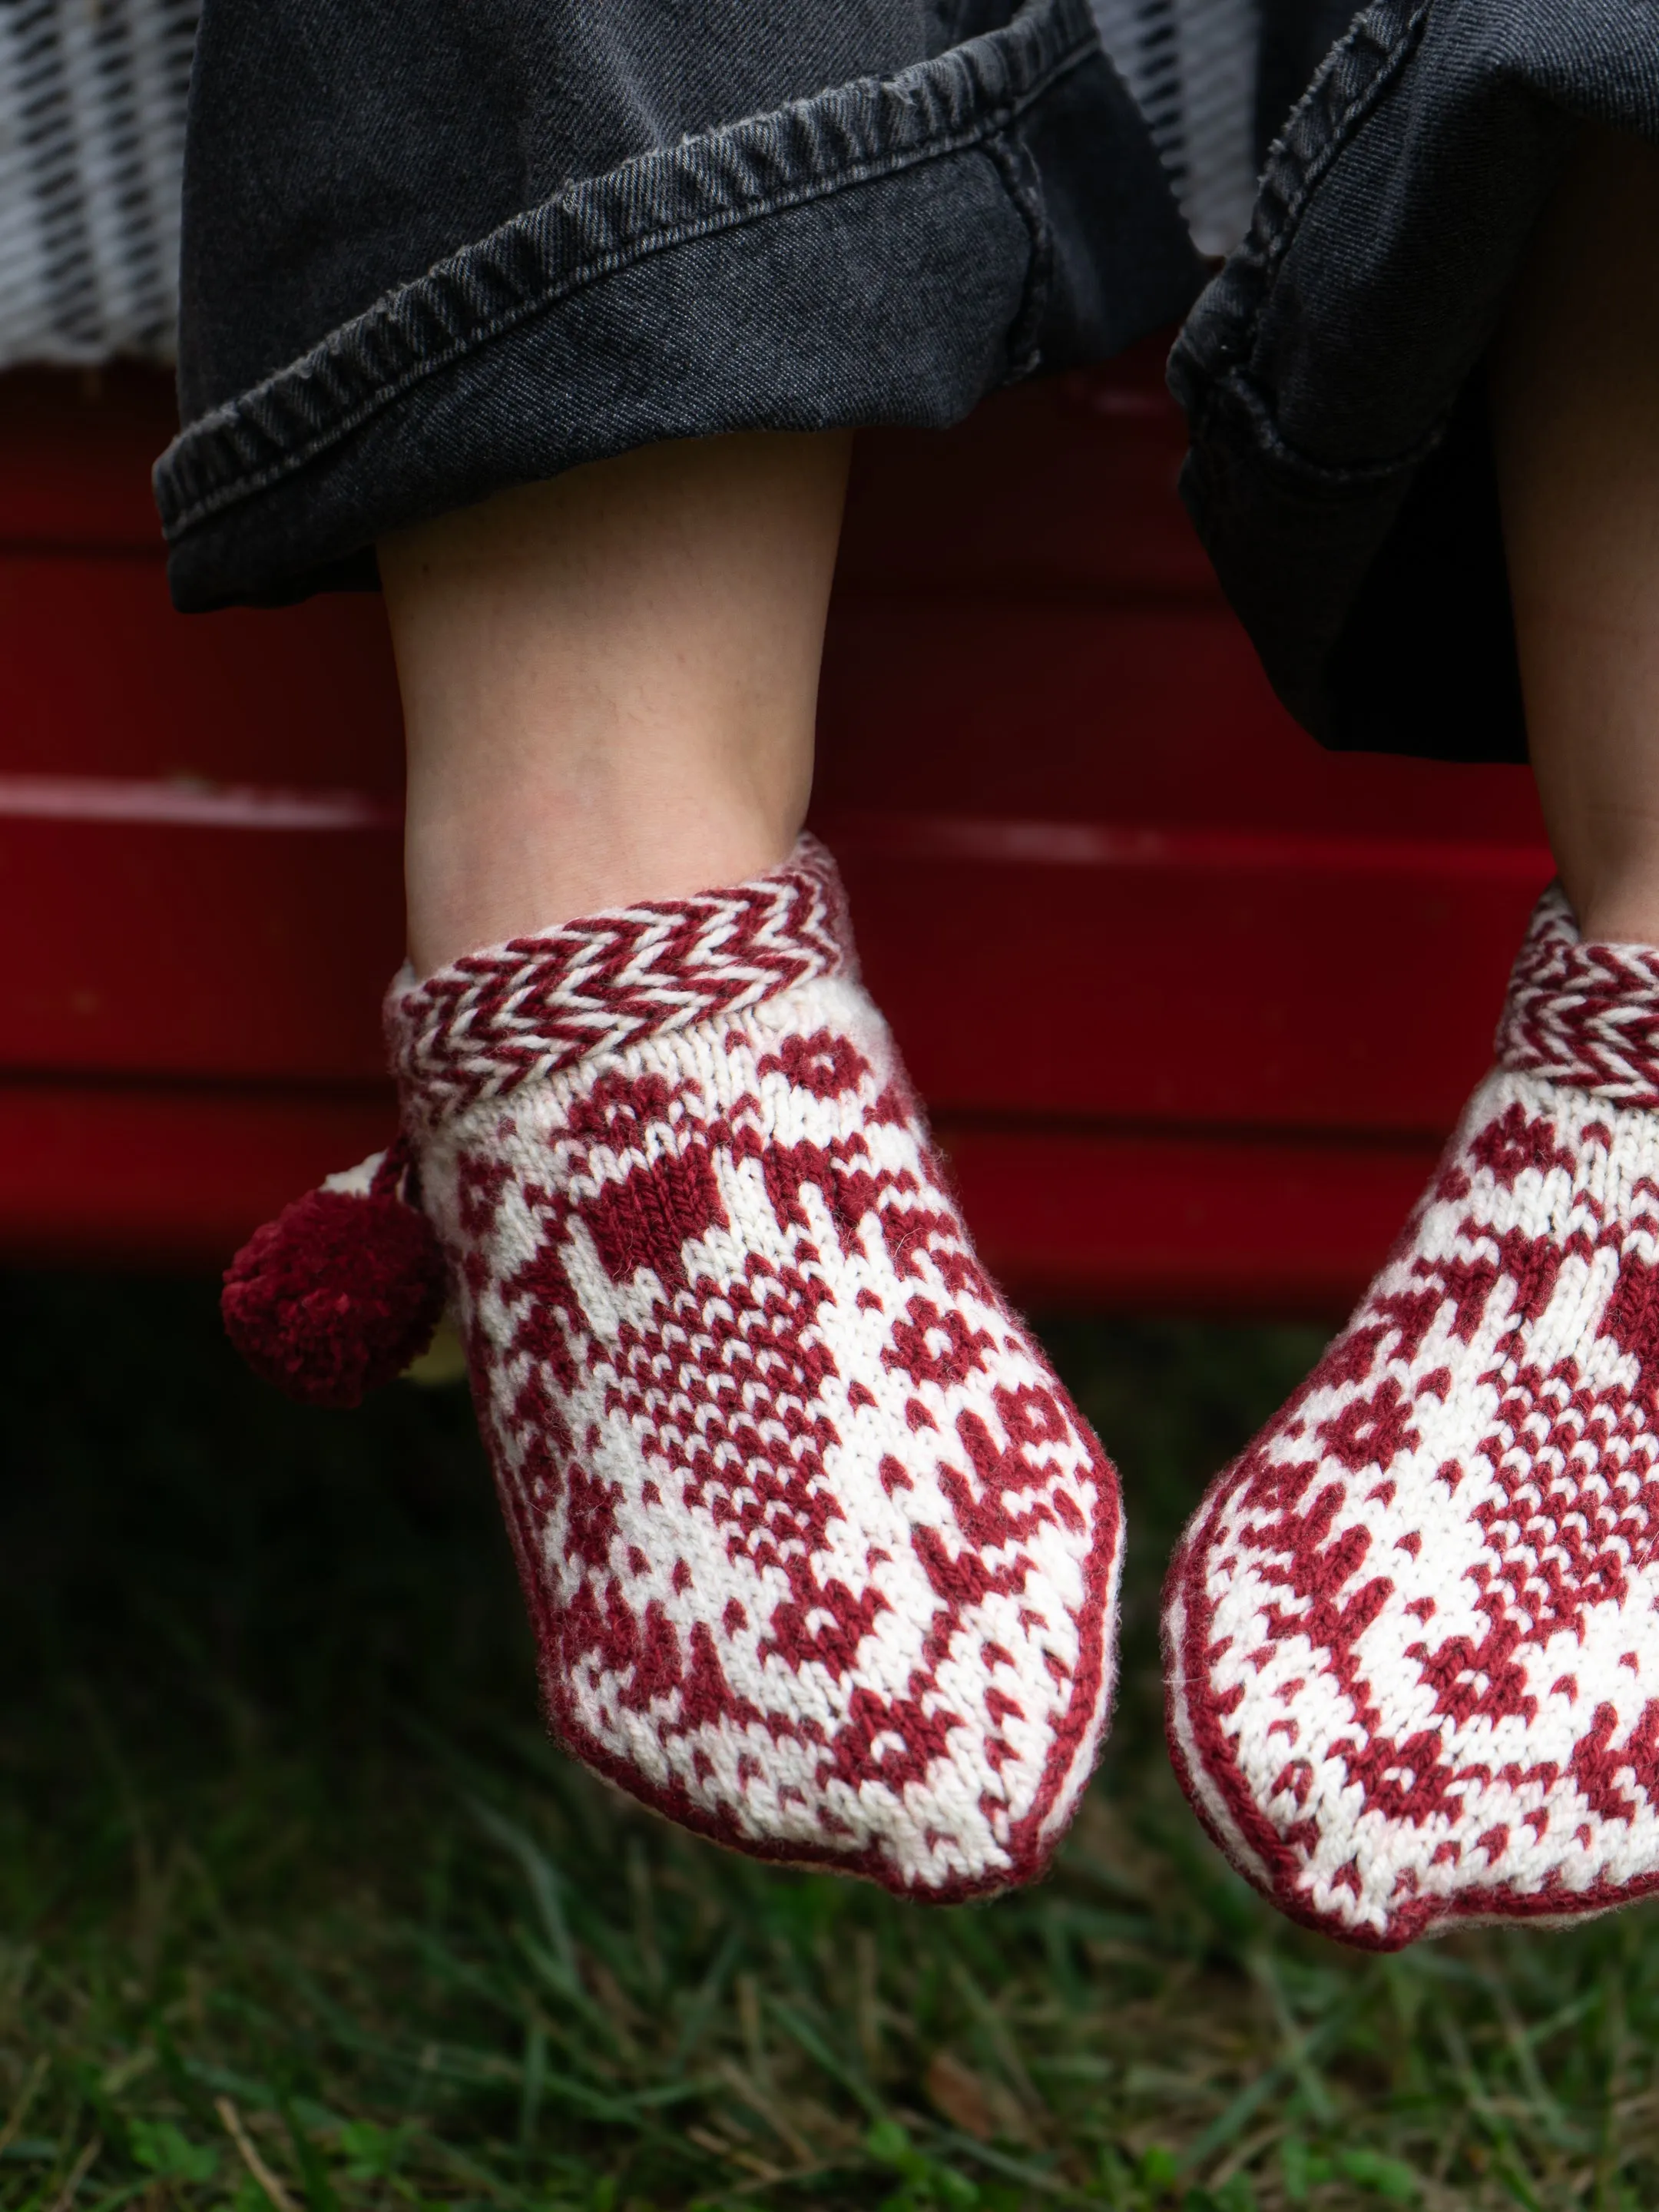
[1165,888,1659,1948]
[387,837,1122,1898]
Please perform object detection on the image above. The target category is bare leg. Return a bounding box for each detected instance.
[380,431,851,975]
[358,424,1122,1909]
[1492,126,1659,945]
[1163,127,1659,1948]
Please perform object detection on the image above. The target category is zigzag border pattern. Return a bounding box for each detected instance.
[1495,884,1659,1110]
[388,836,853,1109]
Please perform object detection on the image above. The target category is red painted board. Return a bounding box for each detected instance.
[816,597,1548,846]
[0,552,402,786]
[841,365,1211,598]
[0,1074,1432,1310]
[2,812,401,1081]
[0,354,1558,1309]
[2,803,1550,1136]
[826,816,1552,1134]
[0,369,177,548]
[935,1122,1442,1315]
[0,1080,396,1266]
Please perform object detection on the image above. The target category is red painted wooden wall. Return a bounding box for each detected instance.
[0,342,1551,1309]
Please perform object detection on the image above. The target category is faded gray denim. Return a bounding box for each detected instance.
[1172,0,1659,764]
[154,0,1202,612]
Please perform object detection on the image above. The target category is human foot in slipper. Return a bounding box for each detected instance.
[235,839,1121,1898]
[1165,889,1659,1948]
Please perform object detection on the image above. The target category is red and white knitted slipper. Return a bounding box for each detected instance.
[234,837,1121,1899]
[1165,887,1659,1949]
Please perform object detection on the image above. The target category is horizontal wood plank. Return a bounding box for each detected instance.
[0,1075,1435,1310]
[0,360,1555,1304]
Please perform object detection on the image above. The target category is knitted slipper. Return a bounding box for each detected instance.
[231,836,1121,1899]
[1165,887,1659,1949]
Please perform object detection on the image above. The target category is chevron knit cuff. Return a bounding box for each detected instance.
[1495,882,1659,1106]
[389,836,852,1113]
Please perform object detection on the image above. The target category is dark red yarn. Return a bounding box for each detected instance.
[222,1184,447,1409]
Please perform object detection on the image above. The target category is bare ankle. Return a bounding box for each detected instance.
[402,784,806,975]
[1561,860,1659,949]
[1493,127,1659,962]
[382,431,849,974]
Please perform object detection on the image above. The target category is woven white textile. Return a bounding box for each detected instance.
[0,0,196,365]
[1091,0,1263,258]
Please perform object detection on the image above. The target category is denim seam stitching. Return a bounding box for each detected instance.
[1242,0,1434,303]
[157,0,1095,540]
[982,128,1051,380]
[1206,363,1450,492]
[1172,0,1435,478]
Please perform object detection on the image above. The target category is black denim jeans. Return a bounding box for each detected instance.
[153,0,1205,614]
[1172,0,1659,765]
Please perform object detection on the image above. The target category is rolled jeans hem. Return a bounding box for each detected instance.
[1169,0,1659,763]
[157,0,1200,611]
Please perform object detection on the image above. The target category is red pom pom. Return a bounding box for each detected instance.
[223,1185,448,1409]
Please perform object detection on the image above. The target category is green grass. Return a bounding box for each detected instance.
[9,1276,1659,2212]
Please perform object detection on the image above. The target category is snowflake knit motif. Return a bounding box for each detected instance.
[1164,887,1659,1949]
[387,837,1122,1899]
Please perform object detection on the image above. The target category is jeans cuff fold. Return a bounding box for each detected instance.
[157,0,1206,610]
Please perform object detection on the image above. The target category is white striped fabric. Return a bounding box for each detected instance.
[0,0,196,366]
[1091,0,1262,257]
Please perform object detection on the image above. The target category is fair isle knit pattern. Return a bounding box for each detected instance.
[1165,890,1659,1949]
[389,839,1122,1899]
